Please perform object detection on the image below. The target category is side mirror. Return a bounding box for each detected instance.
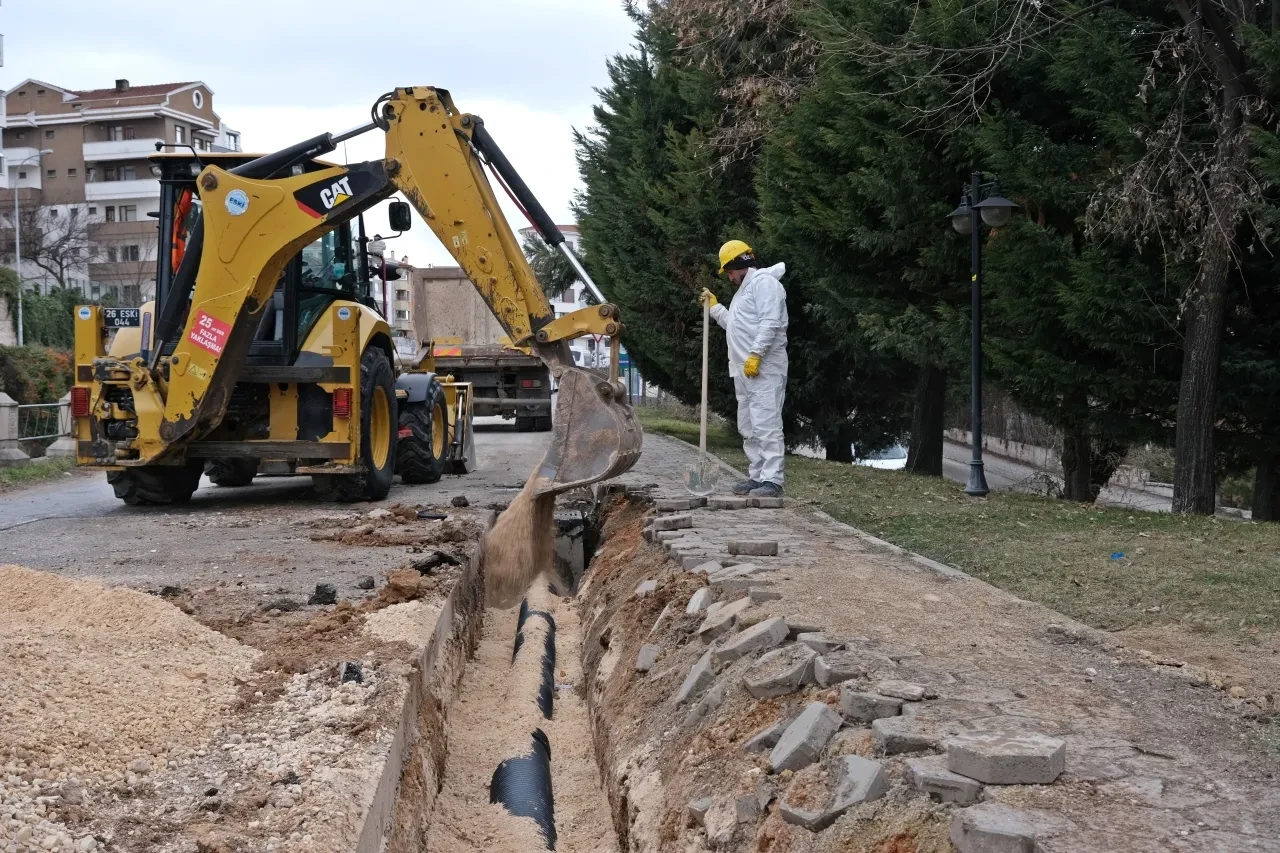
[388,201,412,233]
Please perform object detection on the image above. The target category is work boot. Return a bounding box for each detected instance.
[748,482,783,498]
[731,479,761,495]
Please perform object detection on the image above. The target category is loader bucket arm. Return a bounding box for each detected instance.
[379,87,640,496]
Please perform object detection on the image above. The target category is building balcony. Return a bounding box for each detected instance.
[83,139,166,162]
[90,220,158,241]
[85,178,160,202]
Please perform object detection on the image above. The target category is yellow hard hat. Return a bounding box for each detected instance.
[718,239,754,274]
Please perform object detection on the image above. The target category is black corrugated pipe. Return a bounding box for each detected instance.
[490,728,557,849]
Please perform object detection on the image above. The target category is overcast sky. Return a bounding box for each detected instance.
[2,0,635,265]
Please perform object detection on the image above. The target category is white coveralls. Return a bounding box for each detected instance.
[709,263,789,486]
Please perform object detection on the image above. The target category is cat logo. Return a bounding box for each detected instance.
[319,177,354,211]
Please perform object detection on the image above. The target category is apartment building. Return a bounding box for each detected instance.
[1,78,242,303]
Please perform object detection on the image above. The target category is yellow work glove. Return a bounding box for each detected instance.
[699,288,718,308]
[744,353,762,378]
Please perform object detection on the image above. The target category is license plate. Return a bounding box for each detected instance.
[102,308,141,328]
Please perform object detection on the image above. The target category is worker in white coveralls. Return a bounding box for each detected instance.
[699,240,789,498]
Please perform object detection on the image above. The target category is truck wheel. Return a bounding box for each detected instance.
[533,415,553,432]
[313,348,398,502]
[397,379,449,485]
[204,458,259,487]
[107,463,203,506]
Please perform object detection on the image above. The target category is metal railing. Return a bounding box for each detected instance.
[17,402,65,441]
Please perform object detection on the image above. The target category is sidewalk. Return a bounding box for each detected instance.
[608,436,1280,851]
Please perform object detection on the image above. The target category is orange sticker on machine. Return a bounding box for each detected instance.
[434,346,462,356]
[188,310,231,356]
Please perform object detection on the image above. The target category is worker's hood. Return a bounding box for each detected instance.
[745,263,786,284]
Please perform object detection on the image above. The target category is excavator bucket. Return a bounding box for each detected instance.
[530,368,642,498]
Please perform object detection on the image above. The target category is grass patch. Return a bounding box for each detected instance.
[639,408,1280,637]
[0,456,76,492]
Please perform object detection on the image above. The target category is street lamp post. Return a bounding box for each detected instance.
[948,171,1018,498]
[11,149,54,347]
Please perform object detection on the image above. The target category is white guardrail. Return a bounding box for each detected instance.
[0,392,76,468]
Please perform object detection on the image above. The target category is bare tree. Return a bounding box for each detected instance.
[0,198,95,291]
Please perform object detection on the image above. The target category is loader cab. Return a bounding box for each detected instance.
[150,152,380,366]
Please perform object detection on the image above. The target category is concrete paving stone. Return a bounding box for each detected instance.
[743,718,789,753]
[748,496,786,508]
[779,755,886,831]
[687,796,714,827]
[682,676,729,730]
[652,513,694,531]
[715,576,767,595]
[857,639,923,661]
[797,632,844,654]
[689,560,723,575]
[705,601,724,618]
[710,497,750,510]
[950,802,1075,853]
[708,562,768,581]
[871,715,943,755]
[876,679,929,701]
[657,498,697,512]
[814,650,871,686]
[675,650,716,703]
[686,587,715,615]
[902,699,996,723]
[635,644,661,672]
[839,688,903,723]
[635,579,657,597]
[655,530,686,542]
[697,596,753,642]
[770,701,843,772]
[906,755,984,804]
[681,554,719,569]
[744,643,818,699]
[785,617,825,640]
[727,540,779,557]
[946,731,1067,785]
[648,603,673,636]
[712,616,789,666]
[749,587,783,604]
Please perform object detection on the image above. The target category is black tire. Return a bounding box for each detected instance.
[313,347,397,502]
[397,378,449,485]
[533,415,553,432]
[204,458,259,488]
[107,463,203,506]
[516,415,536,432]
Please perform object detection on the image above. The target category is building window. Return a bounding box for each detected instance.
[17,171,26,180]
[106,246,117,262]
[45,129,55,139]
[104,166,117,181]
[105,206,116,222]
[175,126,185,145]
[124,245,140,262]
[37,88,45,95]
[227,133,239,150]
[397,289,410,301]
[50,209,60,217]
[124,126,136,140]
[14,131,25,141]
[86,167,96,182]
[120,205,137,222]
[395,310,409,320]
[88,207,97,215]
[46,169,56,179]
[67,168,78,178]
[192,90,205,109]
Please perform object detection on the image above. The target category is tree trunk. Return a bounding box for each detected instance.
[1060,423,1092,502]
[1253,450,1280,522]
[1089,439,1125,503]
[822,423,855,463]
[904,365,946,476]
[1172,130,1244,515]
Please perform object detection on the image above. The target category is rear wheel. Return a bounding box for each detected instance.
[533,414,553,432]
[397,378,449,485]
[204,458,259,488]
[516,415,536,432]
[107,463,203,506]
[313,347,397,502]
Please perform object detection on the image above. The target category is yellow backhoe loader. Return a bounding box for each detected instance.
[72,87,641,504]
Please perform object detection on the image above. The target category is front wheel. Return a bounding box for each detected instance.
[397,378,449,485]
[204,458,259,488]
[313,347,397,502]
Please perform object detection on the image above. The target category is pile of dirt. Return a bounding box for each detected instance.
[309,504,483,549]
[0,564,258,782]
[482,479,557,609]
